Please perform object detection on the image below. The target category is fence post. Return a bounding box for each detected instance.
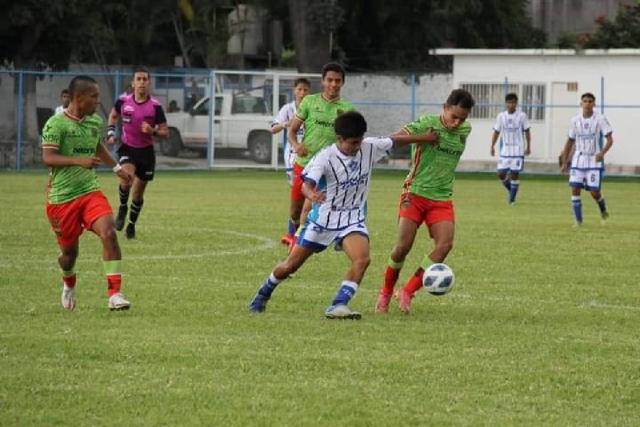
[600,75,605,114]
[16,70,24,171]
[410,74,416,122]
[207,70,216,169]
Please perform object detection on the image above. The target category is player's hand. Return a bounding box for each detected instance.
[141,121,154,135]
[561,163,569,174]
[105,135,116,145]
[490,146,495,157]
[116,168,134,186]
[307,190,326,204]
[525,147,531,156]
[595,152,604,162]
[293,144,308,157]
[76,157,102,169]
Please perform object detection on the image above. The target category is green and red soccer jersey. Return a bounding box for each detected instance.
[41,112,103,204]
[294,93,355,167]
[402,114,472,201]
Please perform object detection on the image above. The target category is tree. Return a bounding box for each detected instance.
[583,2,640,48]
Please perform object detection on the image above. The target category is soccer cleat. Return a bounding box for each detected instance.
[375,293,392,314]
[108,292,131,311]
[325,304,362,320]
[395,289,414,314]
[61,285,76,311]
[249,293,269,313]
[601,211,610,224]
[280,234,293,246]
[125,223,136,240]
[572,221,583,228]
[114,205,128,231]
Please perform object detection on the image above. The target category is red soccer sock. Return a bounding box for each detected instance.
[62,274,76,289]
[107,274,122,297]
[402,268,425,295]
[381,266,401,296]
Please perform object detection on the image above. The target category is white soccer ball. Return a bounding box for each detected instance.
[422,263,455,296]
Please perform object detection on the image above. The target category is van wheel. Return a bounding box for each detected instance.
[160,129,182,157]
[249,133,271,164]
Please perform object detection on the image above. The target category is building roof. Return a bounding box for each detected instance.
[430,48,640,56]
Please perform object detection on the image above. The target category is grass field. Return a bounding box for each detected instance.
[1,170,639,426]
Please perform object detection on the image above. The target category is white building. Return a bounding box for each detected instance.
[433,49,640,173]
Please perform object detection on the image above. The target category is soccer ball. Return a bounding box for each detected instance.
[422,263,455,296]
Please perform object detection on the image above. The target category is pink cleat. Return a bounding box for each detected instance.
[375,293,392,314]
[395,289,414,314]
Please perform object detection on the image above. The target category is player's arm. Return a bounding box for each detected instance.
[288,116,306,155]
[490,131,500,156]
[560,138,574,173]
[106,99,124,145]
[300,152,326,203]
[153,105,169,139]
[96,142,133,184]
[271,105,289,135]
[524,129,532,155]
[597,133,613,162]
[389,131,437,148]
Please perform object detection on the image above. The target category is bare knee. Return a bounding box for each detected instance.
[435,239,453,256]
[59,247,78,270]
[352,256,370,273]
[392,241,413,261]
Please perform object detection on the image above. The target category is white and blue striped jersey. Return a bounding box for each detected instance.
[302,137,393,230]
[272,101,304,144]
[493,111,530,157]
[568,112,613,170]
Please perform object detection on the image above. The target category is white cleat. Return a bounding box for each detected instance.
[61,285,76,311]
[325,304,362,320]
[108,293,131,311]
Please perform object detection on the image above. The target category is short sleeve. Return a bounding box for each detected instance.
[301,148,328,185]
[296,96,311,121]
[404,115,433,135]
[41,118,62,150]
[272,103,290,126]
[521,113,531,131]
[114,99,124,114]
[155,105,167,125]
[493,114,502,133]
[364,137,393,162]
[600,115,613,137]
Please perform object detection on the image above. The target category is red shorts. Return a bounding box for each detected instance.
[291,163,305,201]
[398,193,455,227]
[46,191,113,247]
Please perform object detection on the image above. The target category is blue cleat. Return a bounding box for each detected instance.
[249,293,269,313]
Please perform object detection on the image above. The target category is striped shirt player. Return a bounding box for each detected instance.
[299,136,393,244]
[493,110,530,172]
[272,100,304,186]
[561,92,613,226]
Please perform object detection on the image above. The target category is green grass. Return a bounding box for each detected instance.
[1,170,639,427]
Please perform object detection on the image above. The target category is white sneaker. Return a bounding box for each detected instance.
[325,304,362,320]
[108,292,131,311]
[61,285,76,311]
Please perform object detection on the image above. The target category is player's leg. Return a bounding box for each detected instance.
[288,163,305,247]
[115,145,135,231]
[281,149,297,245]
[398,200,455,314]
[376,194,422,313]
[326,230,370,320]
[47,200,83,311]
[569,170,584,226]
[508,157,524,204]
[85,192,130,311]
[586,170,608,221]
[249,240,317,313]
[125,147,155,239]
[497,157,511,192]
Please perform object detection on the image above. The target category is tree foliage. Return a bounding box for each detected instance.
[583,1,640,48]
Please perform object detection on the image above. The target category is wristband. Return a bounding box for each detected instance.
[112,164,122,173]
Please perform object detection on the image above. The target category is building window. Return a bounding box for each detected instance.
[460,83,546,121]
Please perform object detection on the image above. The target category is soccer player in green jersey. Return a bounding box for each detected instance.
[42,75,134,312]
[376,89,476,314]
[286,62,355,251]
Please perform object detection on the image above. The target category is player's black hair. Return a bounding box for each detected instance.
[321,62,346,80]
[294,77,311,87]
[134,67,150,77]
[505,92,518,102]
[68,76,98,97]
[60,89,70,96]
[446,89,475,109]
[334,111,367,138]
[581,92,596,101]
